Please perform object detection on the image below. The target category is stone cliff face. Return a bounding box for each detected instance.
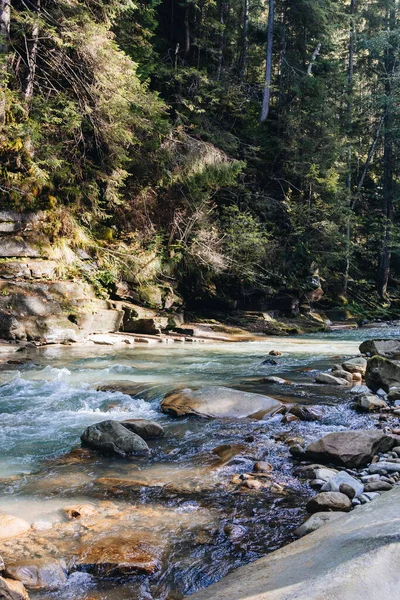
[0,211,180,343]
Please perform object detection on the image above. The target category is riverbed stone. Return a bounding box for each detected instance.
[355,394,388,412]
[0,514,30,541]
[342,357,367,375]
[369,461,400,474]
[364,480,393,492]
[306,491,352,513]
[75,532,164,576]
[304,430,394,468]
[294,512,344,537]
[315,373,349,385]
[184,487,400,600]
[81,420,149,457]
[161,386,283,419]
[331,369,353,383]
[253,461,273,473]
[360,339,400,358]
[0,577,29,600]
[365,356,400,393]
[320,471,363,497]
[287,405,323,421]
[4,559,67,590]
[121,419,164,439]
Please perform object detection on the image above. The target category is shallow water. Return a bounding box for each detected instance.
[0,326,398,599]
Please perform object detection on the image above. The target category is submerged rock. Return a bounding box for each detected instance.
[304,430,394,468]
[365,356,400,393]
[0,514,30,541]
[161,386,283,419]
[81,420,149,457]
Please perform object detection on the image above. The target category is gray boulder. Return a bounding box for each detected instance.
[304,430,394,468]
[81,420,149,457]
[360,338,400,358]
[355,394,388,412]
[294,512,345,537]
[306,491,352,513]
[121,419,164,439]
[161,386,283,419]
[342,357,367,375]
[315,373,349,386]
[321,471,363,497]
[365,356,400,393]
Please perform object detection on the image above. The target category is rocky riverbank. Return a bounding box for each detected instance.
[1,334,400,599]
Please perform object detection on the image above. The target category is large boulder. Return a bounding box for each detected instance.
[161,386,283,419]
[360,338,400,358]
[81,420,149,457]
[304,430,394,468]
[185,487,400,600]
[365,356,400,392]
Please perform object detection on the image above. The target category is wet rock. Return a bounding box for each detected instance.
[263,376,286,384]
[261,358,278,365]
[253,461,273,473]
[360,339,400,359]
[288,405,323,421]
[294,512,344,537]
[121,419,164,440]
[269,350,282,356]
[282,413,300,424]
[355,394,388,412]
[365,356,400,393]
[224,524,247,542]
[0,515,30,541]
[81,420,149,457]
[212,444,246,465]
[289,444,306,459]
[350,384,370,394]
[342,357,367,375]
[321,471,363,497]
[63,504,97,520]
[75,532,163,576]
[4,559,67,590]
[315,373,349,386]
[364,480,393,492]
[305,430,394,468]
[331,369,353,383]
[161,386,283,419]
[306,492,352,513]
[0,577,29,600]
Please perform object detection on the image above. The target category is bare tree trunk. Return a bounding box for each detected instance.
[184,4,190,58]
[377,2,396,300]
[24,0,41,101]
[0,0,10,53]
[238,0,249,82]
[260,0,274,122]
[307,42,321,76]
[216,0,225,81]
[343,0,356,294]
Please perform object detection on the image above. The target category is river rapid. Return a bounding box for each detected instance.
[1,326,399,600]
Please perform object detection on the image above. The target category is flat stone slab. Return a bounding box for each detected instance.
[186,487,400,600]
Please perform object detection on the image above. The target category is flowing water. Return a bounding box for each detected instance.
[0,326,399,599]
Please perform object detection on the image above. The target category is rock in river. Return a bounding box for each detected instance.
[0,514,30,541]
[304,430,394,468]
[161,386,283,419]
[365,356,400,393]
[341,356,367,375]
[306,491,352,513]
[315,373,349,386]
[0,577,29,600]
[81,420,149,457]
[4,559,67,590]
[359,338,400,358]
[121,419,164,439]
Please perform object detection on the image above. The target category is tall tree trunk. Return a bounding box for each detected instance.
[216,0,225,81]
[260,0,274,122]
[24,0,40,101]
[238,0,249,82]
[184,4,190,59]
[343,0,356,295]
[377,2,396,300]
[0,0,10,53]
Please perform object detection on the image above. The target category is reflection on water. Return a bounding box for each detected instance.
[0,327,396,599]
